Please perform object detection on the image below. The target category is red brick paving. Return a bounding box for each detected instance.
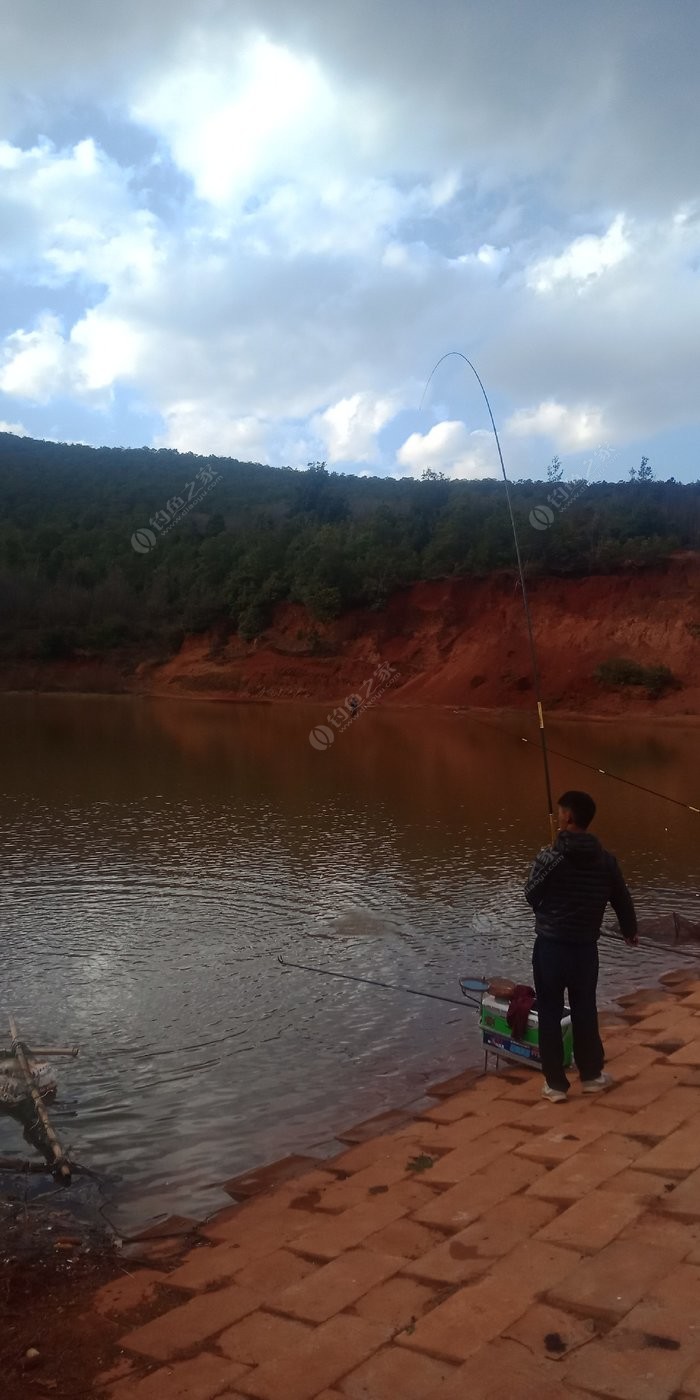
[634,1113,700,1176]
[563,1262,700,1399]
[421,1337,583,1399]
[504,1299,602,1357]
[350,1274,443,1329]
[120,1283,258,1360]
[514,1118,608,1164]
[411,1150,544,1229]
[404,1195,557,1284]
[422,1124,528,1185]
[534,1187,644,1253]
[337,1345,457,1399]
[104,976,700,1400]
[217,1311,312,1366]
[361,1217,443,1260]
[230,1247,317,1303]
[234,1316,392,1400]
[110,1353,248,1399]
[597,1166,678,1200]
[273,1249,404,1324]
[547,1238,683,1322]
[526,1145,633,1202]
[398,1240,580,1363]
[93,1267,169,1319]
[623,1084,700,1138]
[167,1243,254,1293]
[579,1130,647,1161]
[658,1162,700,1219]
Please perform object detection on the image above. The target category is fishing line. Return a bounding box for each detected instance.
[598,929,699,961]
[518,734,700,816]
[462,708,700,817]
[277,955,482,1008]
[279,943,695,1028]
[422,350,556,841]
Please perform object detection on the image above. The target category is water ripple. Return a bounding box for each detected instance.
[1,695,698,1231]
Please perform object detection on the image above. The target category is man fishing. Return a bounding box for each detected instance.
[525,790,638,1103]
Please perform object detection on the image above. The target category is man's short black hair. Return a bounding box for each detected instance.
[558,790,596,828]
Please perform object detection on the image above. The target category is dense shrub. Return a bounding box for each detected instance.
[595,657,682,698]
[0,431,699,657]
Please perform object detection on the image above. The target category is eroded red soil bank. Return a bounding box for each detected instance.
[3,555,700,717]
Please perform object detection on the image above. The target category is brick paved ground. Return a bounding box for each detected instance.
[94,970,700,1400]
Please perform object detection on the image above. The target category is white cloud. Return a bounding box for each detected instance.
[396,421,498,479]
[314,392,398,463]
[159,402,315,466]
[507,400,607,451]
[5,1,698,209]
[528,216,631,294]
[0,314,73,401]
[1,5,700,472]
[2,3,700,222]
[71,312,144,391]
[131,35,351,211]
[0,308,144,404]
[0,137,160,289]
[0,419,28,436]
[162,405,270,460]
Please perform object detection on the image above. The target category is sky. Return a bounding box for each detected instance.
[0,0,699,482]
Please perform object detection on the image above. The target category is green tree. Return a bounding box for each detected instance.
[0,430,698,662]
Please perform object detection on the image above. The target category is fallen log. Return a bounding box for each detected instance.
[8,1016,72,1183]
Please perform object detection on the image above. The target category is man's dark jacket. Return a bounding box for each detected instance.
[524,830,637,943]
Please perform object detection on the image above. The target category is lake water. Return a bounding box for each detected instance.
[1,694,698,1234]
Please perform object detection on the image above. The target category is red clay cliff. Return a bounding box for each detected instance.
[3,554,700,718]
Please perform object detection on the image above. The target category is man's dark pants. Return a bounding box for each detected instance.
[532,936,604,1091]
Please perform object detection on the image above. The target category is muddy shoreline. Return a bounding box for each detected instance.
[2,687,700,728]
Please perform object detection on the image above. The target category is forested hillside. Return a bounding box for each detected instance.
[1,432,698,661]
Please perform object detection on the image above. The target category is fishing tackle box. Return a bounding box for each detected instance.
[459,978,573,1069]
[479,992,573,1068]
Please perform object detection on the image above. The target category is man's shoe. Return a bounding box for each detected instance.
[582,1072,614,1094]
[542,1084,568,1103]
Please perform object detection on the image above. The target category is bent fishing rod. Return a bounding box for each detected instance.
[421,352,700,835]
[422,351,556,842]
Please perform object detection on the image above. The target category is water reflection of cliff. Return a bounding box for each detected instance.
[1,694,698,894]
[149,699,700,889]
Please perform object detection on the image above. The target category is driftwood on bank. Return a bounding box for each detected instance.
[8,1016,72,1182]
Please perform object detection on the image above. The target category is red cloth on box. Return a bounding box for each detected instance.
[507,984,536,1040]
